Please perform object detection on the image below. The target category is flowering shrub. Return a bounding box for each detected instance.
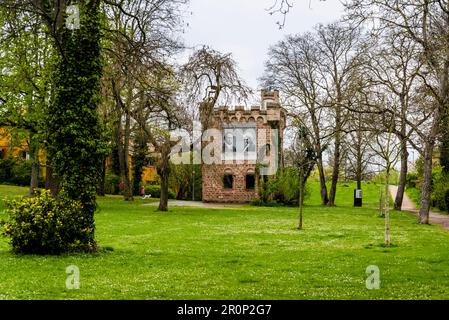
[1,190,96,254]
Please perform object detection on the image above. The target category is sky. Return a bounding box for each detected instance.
[182,0,345,91]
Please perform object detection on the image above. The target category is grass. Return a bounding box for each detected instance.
[405,186,448,214]
[0,182,449,299]
[406,187,422,209]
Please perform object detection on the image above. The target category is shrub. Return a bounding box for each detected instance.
[0,158,16,184]
[143,184,176,199]
[254,167,310,206]
[431,171,449,212]
[406,172,419,189]
[0,159,44,187]
[10,160,32,186]
[1,190,96,254]
[104,174,120,195]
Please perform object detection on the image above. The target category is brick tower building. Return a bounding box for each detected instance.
[201,89,286,203]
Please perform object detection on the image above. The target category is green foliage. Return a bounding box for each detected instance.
[143,184,175,199]
[255,167,310,206]
[169,163,202,201]
[431,170,449,212]
[250,199,281,207]
[0,159,43,187]
[0,159,15,184]
[45,3,107,249]
[406,172,419,188]
[131,132,148,196]
[104,174,121,195]
[407,164,449,213]
[9,160,32,186]
[1,190,95,254]
[371,169,400,185]
[405,187,421,208]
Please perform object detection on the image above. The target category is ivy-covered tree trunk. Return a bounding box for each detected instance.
[46,1,105,251]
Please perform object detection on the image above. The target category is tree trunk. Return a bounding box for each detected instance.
[28,136,39,197]
[356,115,363,190]
[329,111,341,207]
[158,145,171,212]
[97,156,106,196]
[379,188,384,217]
[45,160,59,196]
[419,106,440,224]
[385,166,391,246]
[132,132,147,196]
[394,138,408,210]
[117,111,133,201]
[356,166,362,190]
[419,141,435,224]
[298,166,304,229]
[316,158,329,206]
[439,59,449,174]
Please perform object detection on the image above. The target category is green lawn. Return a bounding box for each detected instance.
[0,182,449,299]
[406,187,422,209]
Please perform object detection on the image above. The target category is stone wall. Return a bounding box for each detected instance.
[202,163,257,203]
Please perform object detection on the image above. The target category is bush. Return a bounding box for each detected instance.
[10,160,32,186]
[250,199,281,207]
[0,159,44,187]
[406,172,419,189]
[143,184,176,199]
[104,173,120,195]
[254,167,310,206]
[0,158,16,184]
[431,171,449,212]
[1,190,95,254]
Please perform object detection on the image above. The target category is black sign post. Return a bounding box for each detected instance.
[354,189,362,207]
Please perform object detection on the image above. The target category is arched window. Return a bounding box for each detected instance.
[223,169,233,189]
[245,169,255,190]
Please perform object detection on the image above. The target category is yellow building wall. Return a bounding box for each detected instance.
[0,128,28,159]
[142,166,158,184]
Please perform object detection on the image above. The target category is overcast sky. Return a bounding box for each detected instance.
[182,0,345,90]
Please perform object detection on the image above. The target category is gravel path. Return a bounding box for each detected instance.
[389,185,449,231]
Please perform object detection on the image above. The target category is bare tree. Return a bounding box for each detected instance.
[362,30,423,211]
[368,110,401,246]
[267,0,327,29]
[132,70,189,211]
[180,46,251,197]
[180,46,251,131]
[316,22,362,206]
[345,0,449,224]
[344,110,376,189]
[101,0,187,201]
[290,120,316,229]
[262,31,330,205]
